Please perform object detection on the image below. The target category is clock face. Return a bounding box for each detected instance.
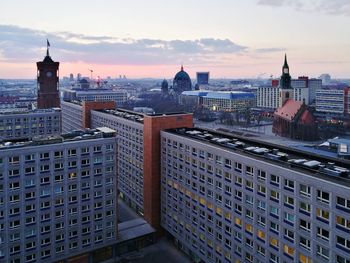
[283,68,289,74]
[46,71,53,78]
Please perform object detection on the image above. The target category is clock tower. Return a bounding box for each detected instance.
[37,40,60,109]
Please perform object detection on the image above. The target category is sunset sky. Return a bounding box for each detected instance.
[1,0,350,79]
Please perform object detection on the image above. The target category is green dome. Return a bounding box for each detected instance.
[173,65,192,94]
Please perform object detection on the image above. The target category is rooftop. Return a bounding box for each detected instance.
[164,127,350,186]
[0,108,61,115]
[0,127,115,150]
[274,99,303,121]
[97,108,191,124]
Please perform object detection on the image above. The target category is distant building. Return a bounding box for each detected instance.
[77,73,82,81]
[172,65,192,94]
[273,99,318,140]
[69,73,74,82]
[0,108,61,141]
[257,56,322,109]
[196,72,209,85]
[319,73,331,84]
[0,128,118,263]
[61,87,127,106]
[37,42,60,109]
[61,100,116,133]
[316,87,350,115]
[180,90,256,112]
[257,86,279,109]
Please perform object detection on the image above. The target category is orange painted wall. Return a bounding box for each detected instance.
[143,114,193,230]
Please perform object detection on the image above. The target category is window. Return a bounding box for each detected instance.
[317,227,329,241]
[270,221,279,233]
[284,179,294,191]
[257,185,266,196]
[336,216,350,229]
[316,208,329,222]
[337,255,350,263]
[283,244,294,258]
[284,228,294,241]
[245,166,254,176]
[299,219,311,232]
[317,190,330,204]
[299,236,311,250]
[270,237,279,248]
[270,174,279,185]
[299,201,311,214]
[337,197,350,210]
[316,245,329,260]
[257,169,266,181]
[300,184,311,197]
[284,212,295,224]
[270,190,279,201]
[299,254,311,263]
[284,196,294,208]
[337,236,350,251]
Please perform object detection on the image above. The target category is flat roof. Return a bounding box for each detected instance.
[96,108,191,124]
[0,108,61,115]
[117,218,155,244]
[181,90,255,100]
[163,127,350,186]
[0,127,115,150]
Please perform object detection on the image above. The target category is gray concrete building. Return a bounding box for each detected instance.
[61,100,84,133]
[91,109,145,216]
[0,128,118,263]
[0,108,61,141]
[160,128,350,263]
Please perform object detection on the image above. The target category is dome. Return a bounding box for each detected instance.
[173,65,192,94]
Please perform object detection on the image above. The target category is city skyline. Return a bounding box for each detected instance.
[1,0,350,79]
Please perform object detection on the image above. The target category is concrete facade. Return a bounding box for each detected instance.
[0,128,118,263]
[0,108,61,141]
[160,128,350,263]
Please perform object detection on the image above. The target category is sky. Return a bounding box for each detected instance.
[0,0,350,79]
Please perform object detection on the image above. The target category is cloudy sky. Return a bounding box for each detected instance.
[0,0,350,79]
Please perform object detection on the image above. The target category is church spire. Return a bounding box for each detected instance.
[283,53,288,69]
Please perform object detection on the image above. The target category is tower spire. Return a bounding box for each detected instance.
[181,64,184,71]
[46,39,50,57]
[283,53,288,68]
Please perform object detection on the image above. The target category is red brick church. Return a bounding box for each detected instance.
[272,99,319,141]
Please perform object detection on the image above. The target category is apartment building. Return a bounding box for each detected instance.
[0,108,61,141]
[0,128,118,263]
[161,128,350,263]
[90,109,193,230]
[316,87,349,116]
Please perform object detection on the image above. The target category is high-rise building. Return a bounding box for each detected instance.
[61,100,116,133]
[90,109,193,230]
[160,127,350,263]
[0,128,118,263]
[37,42,60,109]
[69,73,74,82]
[196,72,210,85]
[61,100,193,230]
[0,108,61,141]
